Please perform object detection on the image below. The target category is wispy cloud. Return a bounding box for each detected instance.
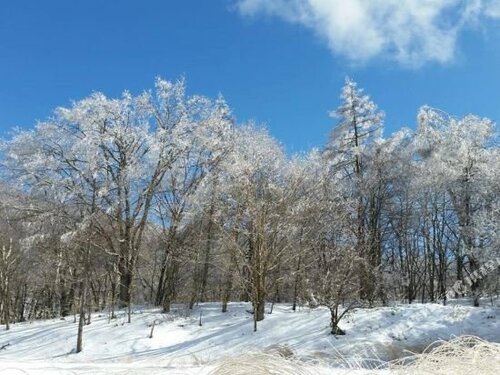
[235,0,500,67]
[485,0,500,17]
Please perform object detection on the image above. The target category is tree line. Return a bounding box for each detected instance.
[0,77,498,350]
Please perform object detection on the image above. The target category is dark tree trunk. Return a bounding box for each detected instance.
[200,199,216,302]
[330,307,345,335]
[292,240,303,311]
[3,287,10,330]
[118,257,133,308]
[60,275,75,317]
[221,268,233,313]
[253,298,265,332]
[161,259,179,313]
[76,280,86,353]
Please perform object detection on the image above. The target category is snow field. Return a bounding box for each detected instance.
[0,301,498,374]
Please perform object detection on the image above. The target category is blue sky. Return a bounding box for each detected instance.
[1,0,499,152]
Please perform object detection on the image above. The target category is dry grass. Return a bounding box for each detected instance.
[208,352,315,375]
[208,336,500,374]
[389,335,500,375]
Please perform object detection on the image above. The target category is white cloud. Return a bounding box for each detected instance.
[235,0,500,66]
[485,0,500,17]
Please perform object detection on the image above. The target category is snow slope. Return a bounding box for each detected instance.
[0,301,498,374]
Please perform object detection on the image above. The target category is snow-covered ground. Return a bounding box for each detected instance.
[0,300,498,374]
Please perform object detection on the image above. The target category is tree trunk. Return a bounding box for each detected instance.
[118,257,132,308]
[221,270,233,313]
[60,274,75,317]
[330,307,345,335]
[253,298,265,332]
[4,285,10,330]
[161,259,179,313]
[292,255,302,312]
[76,280,86,353]
[200,199,216,302]
[222,244,238,313]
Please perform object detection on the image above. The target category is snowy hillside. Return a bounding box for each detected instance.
[0,301,499,374]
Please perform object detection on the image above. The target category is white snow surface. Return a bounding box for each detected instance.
[0,300,498,374]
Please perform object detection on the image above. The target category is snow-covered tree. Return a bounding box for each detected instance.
[214,125,304,330]
[326,77,384,176]
[1,77,234,348]
[416,107,496,305]
[326,78,385,302]
[0,76,499,340]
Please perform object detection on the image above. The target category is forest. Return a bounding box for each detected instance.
[0,77,498,352]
